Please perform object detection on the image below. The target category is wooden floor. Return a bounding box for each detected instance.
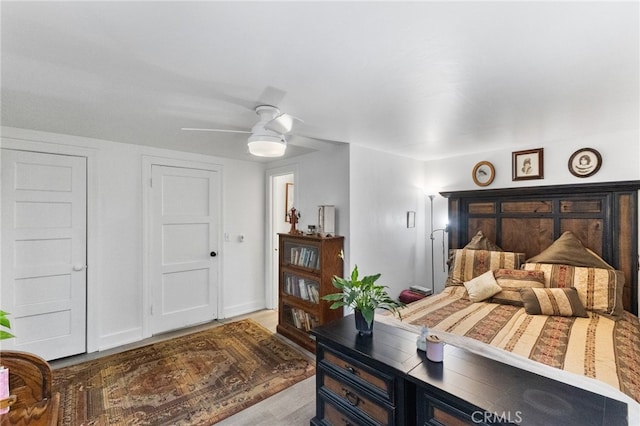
[50,309,317,425]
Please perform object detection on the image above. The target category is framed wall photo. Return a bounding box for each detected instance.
[407,211,416,228]
[568,148,602,178]
[285,182,294,222]
[512,148,544,181]
[472,161,495,187]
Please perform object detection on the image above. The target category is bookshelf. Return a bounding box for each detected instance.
[277,233,344,352]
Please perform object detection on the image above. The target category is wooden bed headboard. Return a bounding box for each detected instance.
[442,181,640,315]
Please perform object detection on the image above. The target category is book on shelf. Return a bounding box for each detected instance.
[289,246,319,269]
[307,284,319,303]
[298,278,309,300]
[289,307,319,332]
[285,274,319,303]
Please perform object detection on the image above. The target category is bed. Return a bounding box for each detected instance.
[380,181,640,424]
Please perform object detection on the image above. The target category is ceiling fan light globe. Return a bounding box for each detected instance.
[248,141,286,157]
[247,135,286,157]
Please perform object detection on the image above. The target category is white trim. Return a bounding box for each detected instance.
[0,135,101,354]
[141,155,223,337]
[97,327,144,352]
[265,165,298,309]
[223,300,269,319]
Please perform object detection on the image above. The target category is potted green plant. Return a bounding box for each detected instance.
[323,265,405,336]
[1,310,15,340]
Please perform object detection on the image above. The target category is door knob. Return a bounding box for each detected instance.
[210,251,217,257]
[72,264,86,271]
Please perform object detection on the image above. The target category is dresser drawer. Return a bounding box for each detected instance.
[320,397,367,426]
[418,391,490,426]
[321,346,394,401]
[322,373,393,425]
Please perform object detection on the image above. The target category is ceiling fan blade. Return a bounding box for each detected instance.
[256,86,287,108]
[264,113,303,134]
[288,134,346,151]
[181,127,251,134]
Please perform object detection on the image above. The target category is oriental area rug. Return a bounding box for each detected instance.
[52,319,315,425]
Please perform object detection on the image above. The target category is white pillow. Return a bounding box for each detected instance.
[463,270,502,302]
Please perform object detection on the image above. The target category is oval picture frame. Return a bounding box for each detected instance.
[568,148,602,178]
[472,161,495,187]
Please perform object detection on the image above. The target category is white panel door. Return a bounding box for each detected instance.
[151,165,219,334]
[1,149,87,360]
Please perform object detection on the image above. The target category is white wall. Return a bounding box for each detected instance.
[218,160,266,318]
[271,144,428,305]
[1,127,266,352]
[270,145,350,244]
[425,129,640,294]
[349,145,427,300]
[427,129,640,192]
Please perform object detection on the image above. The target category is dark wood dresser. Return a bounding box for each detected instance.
[311,315,628,426]
[311,315,421,425]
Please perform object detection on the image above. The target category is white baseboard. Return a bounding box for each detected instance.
[97,327,145,352]
[222,300,266,319]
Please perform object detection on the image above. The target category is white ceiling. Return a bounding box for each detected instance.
[2,1,638,162]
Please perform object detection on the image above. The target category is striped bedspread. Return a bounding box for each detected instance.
[386,286,640,405]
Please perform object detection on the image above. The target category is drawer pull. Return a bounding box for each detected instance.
[342,388,361,407]
[344,365,359,375]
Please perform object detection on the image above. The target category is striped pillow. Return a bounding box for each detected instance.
[491,269,545,306]
[522,263,624,318]
[446,249,525,287]
[521,287,588,317]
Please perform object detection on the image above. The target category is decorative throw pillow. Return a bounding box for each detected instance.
[491,269,545,306]
[463,270,502,302]
[526,231,613,269]
[520,287,588,317]
[446,249,525,287]
[445,231,503,282]
[464,230,503,251]
[523,263,624,318]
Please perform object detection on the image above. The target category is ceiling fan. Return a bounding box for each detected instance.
[182,105,304,157]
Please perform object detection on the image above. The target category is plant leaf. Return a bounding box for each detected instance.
[360,308,375,327]
[350,265,359,282]
[0,316,11,329]
[0,330,15,340]
[322,293,345,301]
[329,301,346,310]
[324,265,404,319]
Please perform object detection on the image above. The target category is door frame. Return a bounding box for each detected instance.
[141,155,223,337]
[265,165,297,309]
[0,136,99,354]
